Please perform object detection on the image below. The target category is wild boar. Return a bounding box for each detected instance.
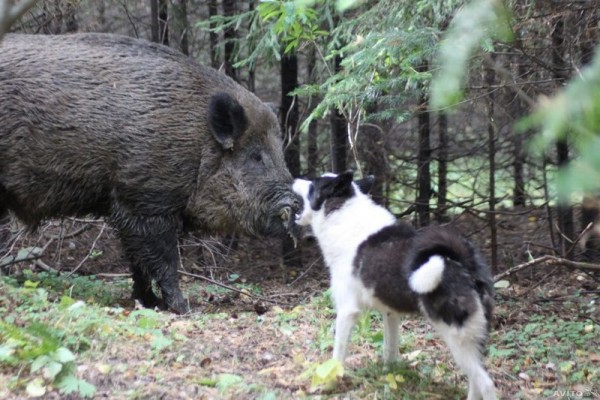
[0,33,301,314]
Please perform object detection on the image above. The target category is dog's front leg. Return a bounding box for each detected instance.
[332,308,360,363]
[382,310,400,365]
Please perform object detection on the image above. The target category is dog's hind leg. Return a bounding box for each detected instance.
[382,310,400,365]
[332,307,360,363]
[430,301,496,400]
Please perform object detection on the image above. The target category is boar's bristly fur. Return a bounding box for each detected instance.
[0,33,300,314]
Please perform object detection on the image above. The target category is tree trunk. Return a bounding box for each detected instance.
[486,62,498,274]
[512,61,528,207]
[330,55,347,173]
[281,54,300,177]
[552,16,574,258]
[513,135,526,207]
[415,62,431,227]
[359,106,388,205]
[208,0,219,69]
[280,52,302,269]
[222,0,237,81]
[247,0,256,92]
[435,112,448,222]
[64,1,77,33]
[306,47,318,177]
[171,0,190,55]
[42,0,62,34]
[150,0,168,45]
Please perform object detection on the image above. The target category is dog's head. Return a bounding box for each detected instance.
[292,171,375,226]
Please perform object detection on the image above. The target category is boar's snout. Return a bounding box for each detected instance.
[267,191,302,239]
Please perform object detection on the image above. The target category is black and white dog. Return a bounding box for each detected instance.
[293,172,496,400]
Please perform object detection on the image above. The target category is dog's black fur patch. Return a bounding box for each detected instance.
[308,171,355,216]
[353,223,494,328]
[353,222,420,312]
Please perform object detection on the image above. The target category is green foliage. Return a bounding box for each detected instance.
[0,276,187,398]
[197,0,330,69]
[216,373,245,392]
[0,282,96,398]
[433,0,600,200]
[524,43,600,199]
[430,0,513,109]
[295,0,466,134]
[258,0,328,54]
[297,0,365,13]
[12,269,130,307]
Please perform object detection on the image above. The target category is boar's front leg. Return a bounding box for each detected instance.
[118,223,188,314]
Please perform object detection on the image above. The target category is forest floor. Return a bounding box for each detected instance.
[0,208,599,399]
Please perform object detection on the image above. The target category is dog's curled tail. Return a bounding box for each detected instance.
[408,254,445,294]
[406,226,490,297]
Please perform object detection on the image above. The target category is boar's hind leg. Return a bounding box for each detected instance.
[119,227,188,314]
[0,196,10,259]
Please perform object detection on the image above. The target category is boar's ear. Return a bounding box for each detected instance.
[208,92,249,150]
[264,102,279,116]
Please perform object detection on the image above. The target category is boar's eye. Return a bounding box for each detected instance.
[251,152,263,163]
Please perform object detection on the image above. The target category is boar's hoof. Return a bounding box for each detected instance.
[166,297,189,315]
[133,286,165,310]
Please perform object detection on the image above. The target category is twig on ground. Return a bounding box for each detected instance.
[95,273,131,278]
[67,223,107,277]
[179,270,292,306]
[287,258,321,285]
[494,255,600,282]
[34,259,57,273]
[1,252,42,268]
[45,224,91,240]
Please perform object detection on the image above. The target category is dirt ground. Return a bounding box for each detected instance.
[1,206,599,399]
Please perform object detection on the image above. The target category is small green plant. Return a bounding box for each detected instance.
[11,270,130,307]
[0,283,96,398]
[299,358,344,390]
[0,276,186,398]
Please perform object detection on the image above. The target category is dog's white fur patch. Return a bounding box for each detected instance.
[408,255,445,294]
[292,179,313,226]
[429,300,496,400]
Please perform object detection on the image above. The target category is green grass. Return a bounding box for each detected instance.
[1,272,598,399]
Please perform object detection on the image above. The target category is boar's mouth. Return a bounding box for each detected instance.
[262,195,302,243]
[278,202,303,246]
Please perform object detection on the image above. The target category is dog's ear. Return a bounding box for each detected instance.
[312,170,354,208]
[355,175,375,194]
[331,170,354,196]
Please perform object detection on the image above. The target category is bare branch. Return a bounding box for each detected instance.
[494,255,600,282]
[0,0,37,39]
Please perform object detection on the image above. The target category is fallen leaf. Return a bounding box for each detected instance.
[96,363,111,374]
[406,349,422,361]
[26,378,46,397]
[494,280,510,289]
[584,324,594,333]
[200,357,211,368]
